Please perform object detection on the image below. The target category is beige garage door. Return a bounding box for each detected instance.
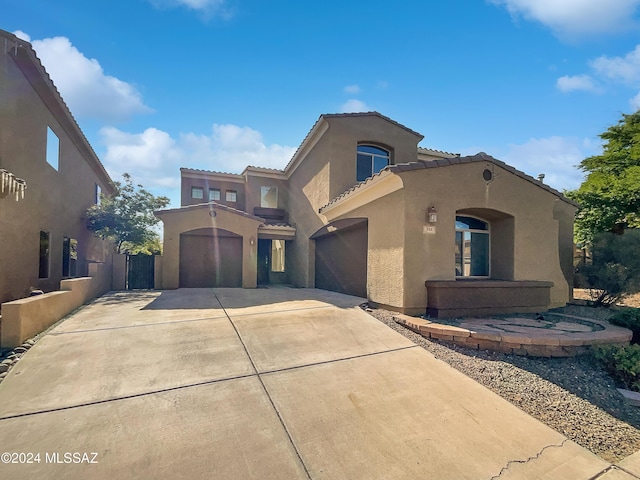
[314,221,368,298]
[179,231,242,288]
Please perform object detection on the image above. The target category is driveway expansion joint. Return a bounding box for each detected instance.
[488,439,569,479]
[259,344,420,376]
[48,315,228,335]
[613,466,640,480]
[212,290,313,480]
[0,373,256,422]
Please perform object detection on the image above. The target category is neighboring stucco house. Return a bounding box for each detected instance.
[0,30,115,305]
[157,112,577,317]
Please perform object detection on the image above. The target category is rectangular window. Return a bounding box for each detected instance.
[39,231,50,279]
[95,184,102,205]
[209,188,221,201]
[271,240,285,272]
[260,186,278,208]
[191,186,204,199]
[46,127,59,170]
[226,190,237,202]
[62,237,78,277]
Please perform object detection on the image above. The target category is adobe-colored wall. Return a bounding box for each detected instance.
[398,162,576,311]
[0,261,112,347]
[287,115,421,288]
[0,34,112,305]
[157,205,261,289]
[180,176,246,209]
[244,175,289,217]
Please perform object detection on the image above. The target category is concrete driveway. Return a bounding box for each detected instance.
[0,288,619,479]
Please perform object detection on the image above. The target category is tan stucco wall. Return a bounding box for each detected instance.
[322,161,575,313]
[244,175,289,217]
[157,205,261,289]
[0,261,112,348]
[181,175,246,209]
[287,115,422,288]
[399,162,576,311]
[0,33,113,304]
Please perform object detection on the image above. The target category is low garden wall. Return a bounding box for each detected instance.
[0,262,112,348]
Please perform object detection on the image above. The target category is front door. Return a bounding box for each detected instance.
[257,239,270,285]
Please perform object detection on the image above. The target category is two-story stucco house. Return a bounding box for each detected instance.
[157,112,577,317]
[0,30,115,305]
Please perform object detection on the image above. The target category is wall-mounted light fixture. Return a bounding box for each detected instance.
[249,236,255,246]
[427,206,438,223]
[0,169,26,201]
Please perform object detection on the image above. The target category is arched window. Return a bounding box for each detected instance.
[356,145,390,182]
[455,216,489,277]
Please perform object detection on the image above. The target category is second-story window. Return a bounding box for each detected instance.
[191,186,204,200]
[46,126,60,171]
[260,186,278,208]
[356,145,390,182]
[226,190,237,202]
[209,188,221,201]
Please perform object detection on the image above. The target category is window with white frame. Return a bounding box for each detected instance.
[271,240,285,272]
[95,184,102,205]
[209,188,221,201]
[191,186,204,199]
[356,145,390,182]
[260,186,278,208]
[455,216,490,277]
[226,190,237,202]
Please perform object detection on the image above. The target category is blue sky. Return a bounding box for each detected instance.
[5,0,640,206]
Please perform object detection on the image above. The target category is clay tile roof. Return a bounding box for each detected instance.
[417,147,460,157]
[321,111,424,139]
[155,201,264,221]
[284,111,424,173]
[260,222,296,228]
[318,168,391,212]
[180,167,244,177]
[320,152,577,212]
[0,30,114,193]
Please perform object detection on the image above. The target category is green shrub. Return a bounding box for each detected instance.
[592,344,640,392]
[609,309,640,344]
[575,231,640,306]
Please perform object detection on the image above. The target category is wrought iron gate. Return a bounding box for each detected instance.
[126,254,155,290]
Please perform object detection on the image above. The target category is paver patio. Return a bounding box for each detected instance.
[0,288,630,479]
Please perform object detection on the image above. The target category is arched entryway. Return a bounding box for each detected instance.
[311,218,368,298]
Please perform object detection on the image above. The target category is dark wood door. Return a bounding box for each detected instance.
[257,239,270,285]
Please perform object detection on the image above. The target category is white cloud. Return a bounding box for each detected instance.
[591,45,640,84]
[13,30,30,42]
[557,44,640,108]
[147,0,231,17]
[556,74,599,92]
[494,136,598,190]
[344,84,360,94]
[20,33,152,122]
[490,0,640,38]
[100,124,296,206]
[340,99,371,113]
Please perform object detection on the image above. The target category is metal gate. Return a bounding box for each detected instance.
[126,254,155,290]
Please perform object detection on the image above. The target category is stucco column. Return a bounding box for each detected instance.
[242,235,258,288]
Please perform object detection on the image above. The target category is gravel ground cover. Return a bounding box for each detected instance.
[365,305,640,463]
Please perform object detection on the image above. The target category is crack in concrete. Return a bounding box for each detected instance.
[488,439,569,480]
